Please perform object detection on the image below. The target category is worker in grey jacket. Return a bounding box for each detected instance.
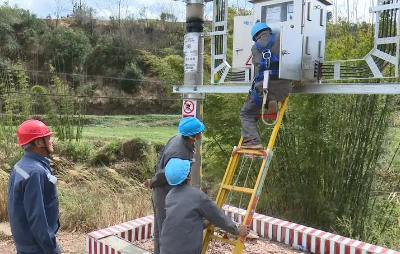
[8,119,61,254]
[143,117,205,254]
[240,22,292,149]
[160,158,250,254]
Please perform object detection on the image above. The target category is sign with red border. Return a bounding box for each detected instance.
[182,99,196,117]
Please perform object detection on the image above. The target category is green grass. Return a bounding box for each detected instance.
[83,126,177,143]
[82,114,180,127]
[80,114,180,143]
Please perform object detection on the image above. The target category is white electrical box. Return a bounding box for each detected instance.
[232,0,331,82]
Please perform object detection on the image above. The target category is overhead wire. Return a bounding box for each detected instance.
[2,91,182,101]
[0,67,169,83]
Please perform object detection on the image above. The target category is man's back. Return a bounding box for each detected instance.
[161,184,238,254]
[151,135,194,190]
[161,185,206,254]
[251,30,281,76]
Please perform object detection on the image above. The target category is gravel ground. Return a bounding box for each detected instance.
[135,237,304,254]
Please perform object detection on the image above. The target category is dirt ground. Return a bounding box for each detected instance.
[1,222,303,254]
[0,222,86,254]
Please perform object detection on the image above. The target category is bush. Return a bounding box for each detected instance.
[121,138,150,161]
[92,140,122,166]
[63,141,93,162]
[119,61,143,93]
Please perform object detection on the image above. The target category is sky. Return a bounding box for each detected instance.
[3,0,375,22]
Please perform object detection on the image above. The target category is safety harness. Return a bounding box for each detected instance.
[251,33,279,109]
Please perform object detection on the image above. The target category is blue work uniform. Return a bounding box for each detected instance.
[8,151,61,254]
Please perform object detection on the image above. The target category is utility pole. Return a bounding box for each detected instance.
[183,0,205,189]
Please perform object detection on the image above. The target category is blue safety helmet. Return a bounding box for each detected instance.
[251,22,269,41]
[165,158,191,186]
[178,117,205,137]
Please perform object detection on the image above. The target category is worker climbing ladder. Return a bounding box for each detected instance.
[201,96,289,254]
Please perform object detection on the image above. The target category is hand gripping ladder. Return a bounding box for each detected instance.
[201,96,289,254]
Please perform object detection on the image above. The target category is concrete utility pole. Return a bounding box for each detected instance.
[182,0,205,189]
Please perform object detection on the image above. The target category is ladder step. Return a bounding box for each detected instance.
[221,184,255,194]
[210,234,237,245]
[235,149,266,156]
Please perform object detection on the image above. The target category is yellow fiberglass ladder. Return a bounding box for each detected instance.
[202,96,289,254]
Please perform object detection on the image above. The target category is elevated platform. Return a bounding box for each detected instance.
[173,84,400,95]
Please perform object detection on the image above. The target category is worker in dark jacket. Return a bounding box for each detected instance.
[240,22,292,149]
[8,119,61,254]
[160,158,250,254]
[143,117,205,254]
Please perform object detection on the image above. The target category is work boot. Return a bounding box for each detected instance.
[241,139,263,149]
[266,100,278,114]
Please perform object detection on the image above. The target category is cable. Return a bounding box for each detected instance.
[0,68,171,83]
[2,91,182,101]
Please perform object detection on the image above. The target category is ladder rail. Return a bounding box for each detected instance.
[232,97,289,253]
[202,146,242,254]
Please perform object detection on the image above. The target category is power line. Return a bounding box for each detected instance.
[3,91,182,101]
[1,68,173,84]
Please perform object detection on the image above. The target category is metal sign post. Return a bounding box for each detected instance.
[183,0,205,189]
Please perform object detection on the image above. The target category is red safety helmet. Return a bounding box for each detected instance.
[17,119,54,146]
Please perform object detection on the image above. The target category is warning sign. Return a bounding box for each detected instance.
[182,99,196,117]
[245,54,252,66]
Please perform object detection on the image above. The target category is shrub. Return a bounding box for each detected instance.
[92,140,122,166]
[119,61,143,93]
[61,141,93,162]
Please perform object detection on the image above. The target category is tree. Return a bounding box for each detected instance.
[0,4,48,60]
[43,27,92,76]
[160,12,177,22]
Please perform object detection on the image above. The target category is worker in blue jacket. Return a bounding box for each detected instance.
[8,119,61,254]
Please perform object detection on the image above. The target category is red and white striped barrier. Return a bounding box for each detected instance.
[223,205,399,254]
[86,206,399,254]
[86,215,154,254]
